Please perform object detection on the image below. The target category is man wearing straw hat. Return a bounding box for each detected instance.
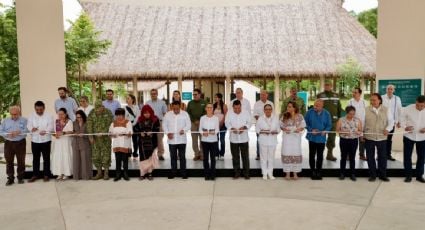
[87,101,114,180]
[317,80,343,161]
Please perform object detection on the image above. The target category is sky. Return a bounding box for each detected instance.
[1,0,378,29]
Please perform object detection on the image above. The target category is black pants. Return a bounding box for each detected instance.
[132,133,139,156]
[5,139,26,180]
[339,138,358,176]
[359,139,365,156]
[386,127,395,157]
[31,141,52,177]
[169,144,187,176]
[308,141,325,171]
[230,142,249,177]
[365,139,387,178]
[202,142,217,178]
[403,137,425,179]
[115,152,129,176]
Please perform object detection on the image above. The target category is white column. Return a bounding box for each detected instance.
[274,75,280,115]
[225,76,231,106]
[16,0,66,117]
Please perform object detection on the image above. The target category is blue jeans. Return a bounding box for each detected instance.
[217,126,226,156]
[403,137,425,178]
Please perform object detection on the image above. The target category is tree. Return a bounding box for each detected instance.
[65,13,111,98]
[336,57,362,97]
[0,4,19,117]
[357,8,377,38]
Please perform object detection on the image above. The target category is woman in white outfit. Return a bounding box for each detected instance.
[256,104,280,180]
[51,108,74,180]
[280,101,306,180]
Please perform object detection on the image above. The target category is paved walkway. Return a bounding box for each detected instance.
[0,171,424,230]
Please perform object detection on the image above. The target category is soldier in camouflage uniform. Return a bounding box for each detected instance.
[317,81,342,161]
[87,101,114,180]
[281,88,306,116]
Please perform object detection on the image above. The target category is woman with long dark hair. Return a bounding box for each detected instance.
[72,110,92,180]
[213,93,228,159]
[125,94,140,158]
[52,108,74,181]
[134,104,160,180]
[169,90,187,111]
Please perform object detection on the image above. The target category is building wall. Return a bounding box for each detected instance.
[376,0,425,151]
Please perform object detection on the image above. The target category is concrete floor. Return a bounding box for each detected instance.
[1,169,425,230]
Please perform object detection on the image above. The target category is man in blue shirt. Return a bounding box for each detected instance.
[0,106,28,186]
[102,89,121,115]
[54,87,78,121]
[305,99,332,180]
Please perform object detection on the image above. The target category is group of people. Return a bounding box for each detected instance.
[1,83,424,185]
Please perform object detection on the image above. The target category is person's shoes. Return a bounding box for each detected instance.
[310,171,317,180]
[18,179,25,184]
[114,172,122,182]
[262,175,267,180]
[269,175,276,180]
[123,172,130,181]
[244,176,250,180]
[416,177,425,183]
[316,171,323,180]
[404,177,412,183]
[182,175,188,179]
[168,174,175,179]
[210,176,216,181]
[28,176,38,183]
[158,156,165,161]
[139,176,146,180]
[5,179,14,186]
[339,174,345,180]
[147,174,153,181]
[350,175,357,181]
[233,175,240,180]
[379,176,390,182]
[132,152,139,158]
[43,176,50,182]
[93,170,103,180]
[103,169,110,180]
[193,156,201,161]
[368,176,376,182]
[387,156,396,161]
[359,155,367,161]
[255,156,260,160]
[205,176,210,181]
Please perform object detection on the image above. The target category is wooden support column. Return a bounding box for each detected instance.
[319,76,325,91]
[360,77,366,99]
[132,76,138,104]
[263,78,267,90]
[166,80,171,104]
[274,74,280,114]
[225,76,231,106]
[178,76,183,92]
[91,80,97,104]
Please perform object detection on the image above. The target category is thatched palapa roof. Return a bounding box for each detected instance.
[80,0,376,81]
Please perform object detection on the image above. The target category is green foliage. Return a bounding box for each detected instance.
[336,58,362,97]
[65,13,111,97]
[357,8,377,38]
[0,5,19,117]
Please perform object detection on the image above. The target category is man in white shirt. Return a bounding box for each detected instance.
[162,101,191,179]
[400,95,425,183]
[146,89,168,160]
[381,84,402,161]
[27,101,54,182]
[231,88,252,116]
[253,90,274,160]
[348,87,367,160]
[225,100,252,179]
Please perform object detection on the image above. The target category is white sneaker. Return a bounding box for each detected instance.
[263,175,268,180]
[269,175,276,180]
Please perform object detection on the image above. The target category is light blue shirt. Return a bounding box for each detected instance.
[55,97,78,121]
[102,100,121,115]
[0,117,28,141]
[146,99,167,120]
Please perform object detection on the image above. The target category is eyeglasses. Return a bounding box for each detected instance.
[193,94,198,96]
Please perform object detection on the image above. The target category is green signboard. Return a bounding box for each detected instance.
[182,92,192,100]
[378,79,422,107]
